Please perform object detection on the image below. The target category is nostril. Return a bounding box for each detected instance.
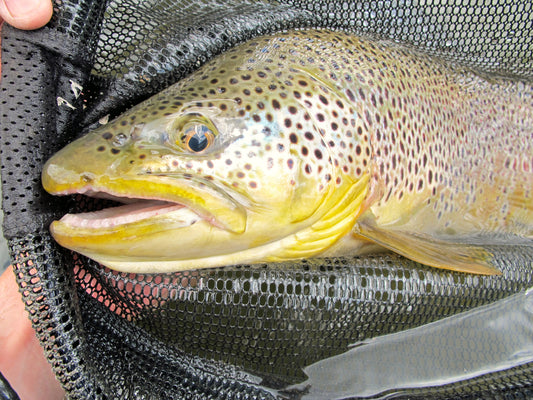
[113,133,129,146]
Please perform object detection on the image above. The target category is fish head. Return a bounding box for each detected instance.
[42,34,371,272]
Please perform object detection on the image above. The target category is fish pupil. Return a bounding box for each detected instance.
[188,132,208,152]
[184,124,212,152]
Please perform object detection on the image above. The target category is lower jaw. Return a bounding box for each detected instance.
[57,200,190,230]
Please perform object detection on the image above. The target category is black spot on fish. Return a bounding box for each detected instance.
[97,146,105,152]
[111,148,120,155]
[272,99,281,110]
[346,89,355,102]
[289,133,298,144]
[102,132,113,140]
[365,110,372,126]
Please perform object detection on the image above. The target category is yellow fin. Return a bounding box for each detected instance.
[354,216,501,275]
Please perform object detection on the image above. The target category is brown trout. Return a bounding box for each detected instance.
[42,29,533,274]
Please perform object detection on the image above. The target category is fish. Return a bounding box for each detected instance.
[41,29,533,274]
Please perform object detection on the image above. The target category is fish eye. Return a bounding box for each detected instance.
[182,123,215,153]
[168,113,218,154]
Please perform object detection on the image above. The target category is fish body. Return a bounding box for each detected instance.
[42,29,533,274]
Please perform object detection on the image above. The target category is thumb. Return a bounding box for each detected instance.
[0,0,53,30]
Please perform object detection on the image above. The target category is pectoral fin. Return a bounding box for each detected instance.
[354,217,501,275]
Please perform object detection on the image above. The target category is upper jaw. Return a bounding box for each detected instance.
[42,169,248,234]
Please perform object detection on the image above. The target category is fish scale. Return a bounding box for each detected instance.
[42,29,533,274]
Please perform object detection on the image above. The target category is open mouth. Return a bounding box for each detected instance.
[45,182,250,270]
[52,183,211,231]
[47,178,247,234]
[59,199,198,229]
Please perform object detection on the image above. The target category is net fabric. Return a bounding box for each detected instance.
[281,0,532,80]
[1,0,532,399]
[81,247,533,388]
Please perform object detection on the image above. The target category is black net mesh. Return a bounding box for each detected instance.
[1,0,532,399]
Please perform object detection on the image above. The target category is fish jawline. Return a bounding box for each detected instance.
[83,235,295,273]
[58,200,200,229]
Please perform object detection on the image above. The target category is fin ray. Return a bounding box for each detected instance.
[354,216,501,275]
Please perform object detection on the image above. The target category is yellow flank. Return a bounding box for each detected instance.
[42,29,533,274]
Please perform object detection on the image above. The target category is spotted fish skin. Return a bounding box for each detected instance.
[42,29,533,274]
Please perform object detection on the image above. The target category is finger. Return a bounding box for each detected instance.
[0,266,65,400]
[0,0,53,30]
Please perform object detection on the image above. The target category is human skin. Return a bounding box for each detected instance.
[0,1,64,399]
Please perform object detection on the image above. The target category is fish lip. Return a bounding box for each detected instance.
[47,177,248,233]
[56,200,194,230]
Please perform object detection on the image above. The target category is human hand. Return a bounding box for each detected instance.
[0,1,61,399]
[0,266,64,400]
[0,0,53,77]
[0,0,52,30]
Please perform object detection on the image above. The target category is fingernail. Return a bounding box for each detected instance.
[3,0,41,18]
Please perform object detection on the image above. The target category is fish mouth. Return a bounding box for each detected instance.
[42,175,250,269]
[56,195,198,230]
[46,178,247,234]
